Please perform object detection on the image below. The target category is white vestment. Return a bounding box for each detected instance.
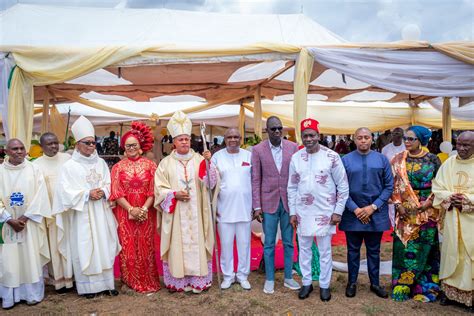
[34,152,72,290]
[53,150,120,295]
[212,148,252,282]
[288,147,349,288]
[0,159,51,308]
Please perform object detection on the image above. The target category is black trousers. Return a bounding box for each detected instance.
[345,231,384,285]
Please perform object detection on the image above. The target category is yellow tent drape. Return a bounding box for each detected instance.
[5,44,303,149]
[253,86,262,139]
[293,48,314,144]
[49,104,67,143]
[442,97,452,142]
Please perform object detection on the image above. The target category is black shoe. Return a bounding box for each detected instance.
[298,285,313,300]
[102,290,119,296]
[320,288,331,302]
[84,293,96,299]
[438,292,452,306]
[370,285,388,298]
[345,283,357,298]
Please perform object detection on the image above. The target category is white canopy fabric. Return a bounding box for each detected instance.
[308,47,474,97]
[0,4,344,47]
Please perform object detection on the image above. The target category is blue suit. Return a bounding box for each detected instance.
[340,150,393,285]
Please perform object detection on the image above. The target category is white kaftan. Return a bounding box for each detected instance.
[287,147,349,288]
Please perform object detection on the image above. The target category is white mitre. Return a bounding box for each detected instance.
[167,110,192,138]
[71,115,95,141]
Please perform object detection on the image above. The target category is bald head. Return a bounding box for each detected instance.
[224,127,241,153]
[456,131,474,160]
[355,127,371,136]
[6,138,26,166]
[354,127,372,154]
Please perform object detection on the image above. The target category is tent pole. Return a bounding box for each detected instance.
[41,88,50,133]
[239,100,245,146]
[442,97,452,142]
[254,86,263,139]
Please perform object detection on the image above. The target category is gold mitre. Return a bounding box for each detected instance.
[71,115,95,141]
[167,110,192,138]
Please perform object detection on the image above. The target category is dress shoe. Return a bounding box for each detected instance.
[84,293,97,299]
[263,280,274,294]
[370,285,388,298]
[26,300,40,306]
[345,283,357,298]
[320,287,332,302]
[438,293,452,306]
[298,284,313,300]
[284,278,301,290]
[102,289,119,296]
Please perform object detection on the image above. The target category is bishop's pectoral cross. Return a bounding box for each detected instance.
[180,178,193,194]
[454,171,469,193]
[86,169,103,188]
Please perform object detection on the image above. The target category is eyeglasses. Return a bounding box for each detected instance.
[403,136,418,142]
[269,127,283,132]
[125,143,139,149]
[78,141,96,146]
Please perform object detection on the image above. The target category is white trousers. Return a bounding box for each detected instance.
[0,280,44,308]
[299,234,332,288]
[217,222,251,282]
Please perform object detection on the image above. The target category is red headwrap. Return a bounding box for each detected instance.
[300,118,319,133]
[120,121,154,153]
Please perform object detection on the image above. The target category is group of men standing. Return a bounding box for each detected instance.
[0,111,472,310]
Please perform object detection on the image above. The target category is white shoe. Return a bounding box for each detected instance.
[183,286,192,292]
[284,278,301,290]
[192,288,203,294]
[239,280,251,290]
[220,279,234,290]
[263,280,274,294]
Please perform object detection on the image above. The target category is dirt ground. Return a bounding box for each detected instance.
[5,243,471,315]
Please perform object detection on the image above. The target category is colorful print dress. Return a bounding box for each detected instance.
[110,156,160,293]
[390,151,441,302]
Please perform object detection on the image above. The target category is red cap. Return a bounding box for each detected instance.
[300,118,319,133]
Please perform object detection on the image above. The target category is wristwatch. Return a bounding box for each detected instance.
[371,204,378,211]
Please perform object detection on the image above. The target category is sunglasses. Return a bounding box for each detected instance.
[403,136,418,142]
[125,143,139,149]
[78,141,96,146]
[269,127,283,132]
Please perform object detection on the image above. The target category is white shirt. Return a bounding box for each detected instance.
[381,142,406,162]
[287,147,349,236]
[212,148,252,223]
[269,140,283,173]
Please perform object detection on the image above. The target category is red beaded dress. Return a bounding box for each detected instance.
[110,156,160,293]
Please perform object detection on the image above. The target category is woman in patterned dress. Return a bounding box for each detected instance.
[390,125,441,302]
[110,122,160,293]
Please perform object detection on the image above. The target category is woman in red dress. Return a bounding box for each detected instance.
[110,122,160,293]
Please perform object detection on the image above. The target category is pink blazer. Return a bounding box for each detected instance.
[251,139,298,214]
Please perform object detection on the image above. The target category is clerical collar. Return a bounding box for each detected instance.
[172,149,194,161]
[72,149,99,165]
[3,157,27,170]
[456,154,474,164]
[41,154,60,160]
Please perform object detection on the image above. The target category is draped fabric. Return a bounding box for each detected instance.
[308,47,474,97]
[110,157,160,293]
[390,151,442,302]
[0,53,14,139]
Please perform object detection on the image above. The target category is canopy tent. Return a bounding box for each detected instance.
[27,100,474,138]
[0,4,473,148]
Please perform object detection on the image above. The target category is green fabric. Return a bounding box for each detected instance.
[0,222,4,244]
[293,235,320,281]
[391,222,440,302]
